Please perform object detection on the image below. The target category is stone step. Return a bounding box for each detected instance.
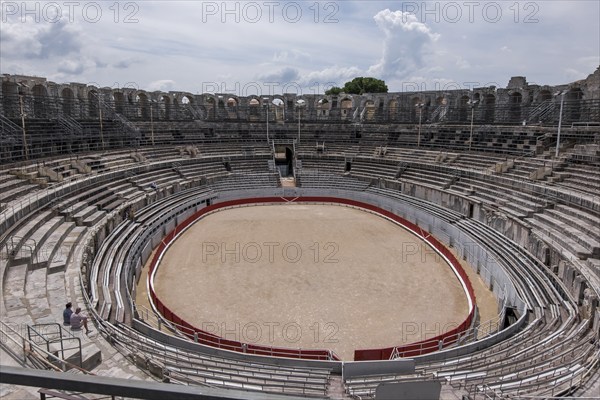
[3,264,27,317]
[586,259,600,277]
[532,213,599,256]
[82,210,106,227]
[46,271,66,310]
[10,216,63,266]
[24,269,52,321]
[72,206,98,225]
[47,331,103,371]
[545,208,600,242]
[32,222,76,269]
[4,210,54,258]
[554,204,600,230]
[526,220,591,260]
[58,200,90,218]
[48,226,87,274]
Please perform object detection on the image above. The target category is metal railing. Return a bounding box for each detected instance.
[0,321,92,373]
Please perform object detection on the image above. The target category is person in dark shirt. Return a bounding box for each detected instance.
[63,302,73,325]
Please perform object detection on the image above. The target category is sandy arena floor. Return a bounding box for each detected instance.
[152,204,494,360]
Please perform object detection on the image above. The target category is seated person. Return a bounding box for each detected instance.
[63,302,73,325]
[70,307,91,334]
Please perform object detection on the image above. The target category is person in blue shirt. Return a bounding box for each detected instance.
[63,302,73,325]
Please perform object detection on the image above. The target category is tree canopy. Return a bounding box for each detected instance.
[325,77,388,95]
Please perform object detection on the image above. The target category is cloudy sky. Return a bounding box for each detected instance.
[1,1,598,95]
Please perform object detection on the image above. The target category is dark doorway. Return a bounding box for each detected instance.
[274,146,294,177]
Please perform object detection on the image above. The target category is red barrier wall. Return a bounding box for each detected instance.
[147,196,476,361]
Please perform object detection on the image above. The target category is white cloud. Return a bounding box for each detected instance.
[455,56,470,70]
[367,9,440,80]
[147,80,177,92]
[0,1,597,93]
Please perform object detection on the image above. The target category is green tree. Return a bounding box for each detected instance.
[324,86,343,95]
[325,77,388,95]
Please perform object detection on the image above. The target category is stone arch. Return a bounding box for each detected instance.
[113,92,125,114]
[272,97,285,121]
[361,100,374,121]
[1,81,19,117]
[537,90,552,103]
[483,94,495,123]
[457,95,469,122]
[32,84,48,118]
[203,95,216,120]
[388,99,399,120]
[88,89,99,118]
[565,88,583,121]
[159,95,171,120]
[316,98,329,117]
[136,92,149,119]
[247,97,261,119]
[225,96,239,119]
[411,96,425,123]
[60,88,74,116]
[509,91,523,122]
[227,97,239,107]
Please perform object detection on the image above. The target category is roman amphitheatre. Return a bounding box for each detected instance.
[0,68,599,399]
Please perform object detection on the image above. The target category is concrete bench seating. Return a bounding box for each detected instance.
[211,173,280,192]
[115,323,331,398]
[0,181,39,205]
[9,217,64,266]
[530,212,599,257]
[1,143,599,398]
[297,172,371,191]
[526,219,593,260]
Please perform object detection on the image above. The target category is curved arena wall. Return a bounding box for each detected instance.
[147,196,477,361]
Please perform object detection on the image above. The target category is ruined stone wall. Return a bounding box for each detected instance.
[2,67,599,125]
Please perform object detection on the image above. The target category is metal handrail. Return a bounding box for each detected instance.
[0,321,92,374]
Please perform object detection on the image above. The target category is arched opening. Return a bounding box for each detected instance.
[295,98,306,121]
[226,97,238,119]
[432,97,447,122]
[509,92,522,123]
[316,98,329,117]
[113,92,125,114]
[565,88,583,122]
[248,98,260,119]
[204,96,216,120]
[483,94,495,123]
[458,95,469,122]
[537,90,552,103]
[273,145,294,176]
[388,99,399,116]
[411,97,424,123]
[180,95,195,119]
[32,84,48,118]
[159,95,170,120]
[61,88,74,117]
[1,81,19,117]
[272,98,284,121]
[88,90,99,118]
[340,97,352,118]
[364,100,376,121]
[136,93,149,119]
